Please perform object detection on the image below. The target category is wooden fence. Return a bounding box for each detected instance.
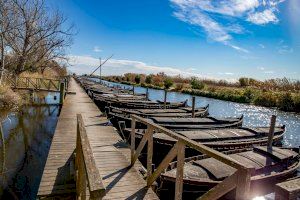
[5,76,68,92]
[76,114,106,199]
[130,114,255,200]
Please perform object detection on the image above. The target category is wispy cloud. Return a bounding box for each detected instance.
[93,46,102,52]
[259,44,265,48]
[170,0,285,51]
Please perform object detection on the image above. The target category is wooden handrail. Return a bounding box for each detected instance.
[76,114,106,199]
[130,114,254,200]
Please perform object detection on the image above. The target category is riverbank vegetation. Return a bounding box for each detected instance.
[0,0,73,112]
[102,73,300,112]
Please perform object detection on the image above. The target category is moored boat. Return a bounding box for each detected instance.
[160,146,299,199]
[108,105,209,129]
[122,126,285,156]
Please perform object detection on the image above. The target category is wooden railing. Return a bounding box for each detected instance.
[130,114,255,200]
[76,114,106,199]
[5,76,68,92]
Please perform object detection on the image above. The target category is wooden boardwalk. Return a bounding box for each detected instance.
[37,78,158,199]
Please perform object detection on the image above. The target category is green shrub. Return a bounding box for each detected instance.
[190,77,205,90]
[277,92,294,111]
[145,75,153,84]
[164,78,173,89]
[293,94,300,112]
[135,75,141,84]
[239,77,249,87]
[253,92,277,107]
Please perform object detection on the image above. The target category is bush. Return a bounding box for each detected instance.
[293,94,300,112]
[278,92,294,111]
[190,77,205,90]
[253,92,277,107]
[164,78,173,89]
[145,75,153,84]
[175,83,185,91]
[239,77,249,87]
[0,85,22,111]
[134,75,141,84]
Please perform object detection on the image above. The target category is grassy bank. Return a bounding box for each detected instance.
[101,75,300,113]
[0,84,23,111]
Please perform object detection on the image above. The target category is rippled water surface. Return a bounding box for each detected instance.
[96,79,300,147]
[0,92,60,199]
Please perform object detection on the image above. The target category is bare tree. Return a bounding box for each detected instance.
[4,0,74,75]
[0,0,18,84]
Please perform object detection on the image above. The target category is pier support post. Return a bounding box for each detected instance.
[192,96,196,118]
[133,85,135,95]
[164,90,167,109]
[146,88,149,100]
[59,82,65,105]
[267,115,276,150]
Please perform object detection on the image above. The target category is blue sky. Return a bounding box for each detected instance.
[47,0,300,80]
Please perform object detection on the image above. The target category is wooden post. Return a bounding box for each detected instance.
[146,88,149,100]
[147,126,154,184]
[133,85,135,95]
[130,118,136,164]
[164,89,167,109]
[192,96,196,118]
[175,141,185,200]
[235,168,252,200]
[267,115,276,150]
[64,78,68,91]
[59,82,65,105]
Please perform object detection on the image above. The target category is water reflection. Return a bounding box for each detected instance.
[94,79,300,147]
[0,92,60,199]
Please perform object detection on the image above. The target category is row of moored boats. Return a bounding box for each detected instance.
[76,76,299,199]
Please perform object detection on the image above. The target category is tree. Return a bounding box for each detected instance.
[4,0,74,75]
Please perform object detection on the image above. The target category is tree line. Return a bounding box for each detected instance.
[0,0,74,84]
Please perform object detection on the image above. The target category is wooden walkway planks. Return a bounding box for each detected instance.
[37,77,158,199]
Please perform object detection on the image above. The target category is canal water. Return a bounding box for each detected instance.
[0,92,60,199]
[95,79,300,148]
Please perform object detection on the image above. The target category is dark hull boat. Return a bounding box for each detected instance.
[150,116,243,130]
[94,93,188,110]
[160,146,299,199]
[108,105,209,129]
[123,126,285,157]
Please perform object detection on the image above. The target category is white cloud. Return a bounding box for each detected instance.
[247,9,278,24]
[67,55,216,79]
[93,46,102,52]
[259,44,265,48]
[228,44,249,53]
[170,0,285,51]
[264,70,275,74]
[257,66,265,70]
[277,45,294,54]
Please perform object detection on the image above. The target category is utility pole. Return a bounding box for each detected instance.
[99,58,102,84]
[90,54,113,77]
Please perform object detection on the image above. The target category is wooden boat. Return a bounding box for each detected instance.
[149,115,243,130]
[108,105,209,129]
[94,93,188,110]
[160,146,300,199]
[122,126,285,155]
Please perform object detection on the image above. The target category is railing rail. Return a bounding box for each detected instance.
[76,114,106,199]
[4,75,69,92]
[130,114,254,200]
